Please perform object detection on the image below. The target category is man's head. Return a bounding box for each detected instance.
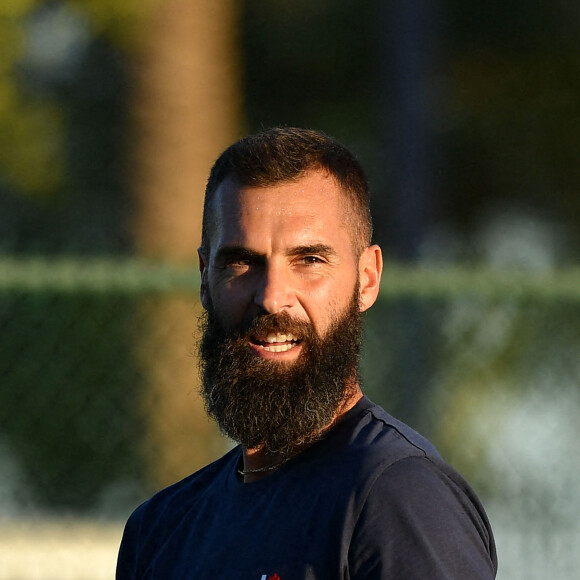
[197,127,382,453]
[200,127,373,259]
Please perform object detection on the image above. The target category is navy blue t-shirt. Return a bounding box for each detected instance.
[117,397,497,579]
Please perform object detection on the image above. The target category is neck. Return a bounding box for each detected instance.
[239,386,363,482]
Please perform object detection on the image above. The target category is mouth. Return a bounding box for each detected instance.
[250,332,302,353]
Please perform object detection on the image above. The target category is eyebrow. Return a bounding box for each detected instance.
[213,246,263,264]
[286,244,338,259]
[213,243,338,263]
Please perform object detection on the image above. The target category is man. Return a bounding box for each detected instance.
[117,127,497,579]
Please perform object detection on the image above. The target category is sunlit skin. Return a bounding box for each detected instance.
[198,170,383,478]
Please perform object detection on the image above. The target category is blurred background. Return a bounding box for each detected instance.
[1,1,579,578]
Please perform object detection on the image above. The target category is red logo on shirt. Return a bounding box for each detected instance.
[269,575,280,580]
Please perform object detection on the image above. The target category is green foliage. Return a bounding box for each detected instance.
[0,0,39,19]
[0,2,63,197]
[0,291,145,509]
[66,0,160,51]
[0,96,65,195]
[0,0,158,199]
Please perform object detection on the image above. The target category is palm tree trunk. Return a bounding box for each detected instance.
[130,0,242,488]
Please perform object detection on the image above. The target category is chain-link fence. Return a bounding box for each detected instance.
[1,258,579,579]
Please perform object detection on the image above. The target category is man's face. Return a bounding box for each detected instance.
[198,171,382,452]
[200,171,362,345]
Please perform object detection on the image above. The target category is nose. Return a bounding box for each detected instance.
[253,260,296,314]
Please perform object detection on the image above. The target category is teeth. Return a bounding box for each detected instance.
[264,332,297,343]
[262,342,298,352]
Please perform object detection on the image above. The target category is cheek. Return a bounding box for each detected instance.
[307,271,358,304]
[209,280,253,326]
[301,283,355,335]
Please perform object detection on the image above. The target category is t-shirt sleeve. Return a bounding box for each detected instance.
[348,455,497,579]
[116,505,145,580]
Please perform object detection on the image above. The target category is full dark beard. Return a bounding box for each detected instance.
[199,289,363,454]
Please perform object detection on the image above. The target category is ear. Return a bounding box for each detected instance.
[198,247,210,310]
[357,244,383,312]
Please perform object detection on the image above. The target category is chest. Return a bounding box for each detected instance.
[141,477,356,580]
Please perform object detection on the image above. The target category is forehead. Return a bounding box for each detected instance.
[208,173,352,250]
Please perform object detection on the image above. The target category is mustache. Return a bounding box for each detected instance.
[226,311,316,342]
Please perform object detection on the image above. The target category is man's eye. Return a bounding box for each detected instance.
[301,256,323,265]
[230,259,251,267]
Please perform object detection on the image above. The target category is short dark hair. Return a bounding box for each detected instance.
[201,127,373,256]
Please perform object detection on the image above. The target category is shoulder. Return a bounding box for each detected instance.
[338,400,497,578]
[333,397,442,469]
[120,446,239,548]
[365,454,492,533]
[350,456,497,578]
[117,446,240,578]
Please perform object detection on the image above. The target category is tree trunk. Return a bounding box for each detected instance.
[130,0,242,488]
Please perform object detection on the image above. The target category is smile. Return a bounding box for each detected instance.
[251,332,301,353]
